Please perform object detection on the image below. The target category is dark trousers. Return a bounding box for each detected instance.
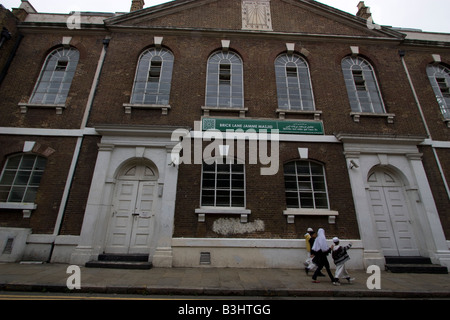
[312,257,335,282]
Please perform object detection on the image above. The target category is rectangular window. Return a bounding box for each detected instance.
[219,64,231,84]
[0,154,47,203]
[286,66,298,78]
[55,60,68,72]
[352,70,366,91]
[284,161,329,210]
[437,77,450,97]
[148,60,162,83]
[201,161,245,208]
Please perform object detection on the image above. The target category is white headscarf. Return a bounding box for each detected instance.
[311,228,329,252]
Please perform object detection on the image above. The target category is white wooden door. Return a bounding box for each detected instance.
[368,170,420,257]
[105,167,157,254]
[128,181,157,254]
[106,180,139,253]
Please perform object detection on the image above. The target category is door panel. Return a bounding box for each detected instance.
[129,182,157,253]
[105,166,158,254]
[106,181,139,253]
[369,187,399,256]
[368,170,419,257]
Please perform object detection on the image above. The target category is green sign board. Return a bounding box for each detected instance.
[202,118,324,135]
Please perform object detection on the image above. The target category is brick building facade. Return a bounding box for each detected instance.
[0,0,449,270]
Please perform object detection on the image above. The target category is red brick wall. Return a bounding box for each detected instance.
[0,136,77,234]
[173,140,360,240]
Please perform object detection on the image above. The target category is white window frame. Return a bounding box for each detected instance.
[126,47,174,115]
[196,158,250,223]
[342,56,394,123]
[28,47,79,108]
[283,160,338,224]
[427,63,450,121]
[205,51,244,109]
[275,53,315,111]
[0,154,47,217]
[283,160,330,210]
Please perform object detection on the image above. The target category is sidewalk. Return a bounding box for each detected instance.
[0,262,449,299]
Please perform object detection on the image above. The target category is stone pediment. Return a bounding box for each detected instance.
[105,0,404,39]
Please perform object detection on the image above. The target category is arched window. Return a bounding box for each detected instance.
[201,159,245,208]
[0,154,47,203]
[427,63,450,119]
[275,53,314,110]
[205,51,244,108]
[30,47,79,105]
[131,47,174,105]
[284,160,329,210]
[342,56,385,114]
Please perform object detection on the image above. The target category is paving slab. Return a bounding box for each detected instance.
[0,262,449,298]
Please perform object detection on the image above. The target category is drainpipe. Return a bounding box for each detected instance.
[47,37,110,262]
[0,31,23,86]
[399,50,450,200]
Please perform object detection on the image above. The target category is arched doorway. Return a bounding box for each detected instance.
[105,160,159,254]
[367,167,420,257]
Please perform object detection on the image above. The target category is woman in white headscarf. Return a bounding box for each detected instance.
[311,228,338,285]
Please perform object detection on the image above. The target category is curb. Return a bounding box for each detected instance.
[2,283,450,299]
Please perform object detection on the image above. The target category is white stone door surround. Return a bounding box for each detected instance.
[337,134,450,269]
[71,125,184,267]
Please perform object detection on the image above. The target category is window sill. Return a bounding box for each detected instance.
[276,109,322,120]
[202,106,248,118]
[18,103,66,115]
[195,207,251,223]
[0,202,37,218]
[123,103,171,115]
[283,209,338,224]
[350,112,395,124]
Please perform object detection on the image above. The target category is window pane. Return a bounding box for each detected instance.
[286,192,299,208]
[284,175,297,191]
[296,162,310,175]
[284,161,329,210]
[23,187,38,203]
[131,48,174,106]
[29,171,44,186]
[201,160,245,208]
[342,56,384,114]
[284,163,296,175]
[299,192,314,208]
[231,191,245,207]
[6,156,21,169]
[0,171,16,185]
[20,155,36,170]
[310,163,324,175]
[206,51,243,108]
[14,171,31,186]
[314,193,329,209]
[275,54,314,110]
[216,190,230,207]
[201,189,215,206]
[0,186,10,202]
[8,186,26,202]
[0,155,46,204]
[31,48,79,105]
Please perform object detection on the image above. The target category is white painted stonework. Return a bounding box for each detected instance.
[242,0,273,31]
[71,125,184,267]
[337,134,450,269]
[172,238,364,269]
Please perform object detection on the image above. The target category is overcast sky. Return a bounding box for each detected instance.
[1,0,449,33]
